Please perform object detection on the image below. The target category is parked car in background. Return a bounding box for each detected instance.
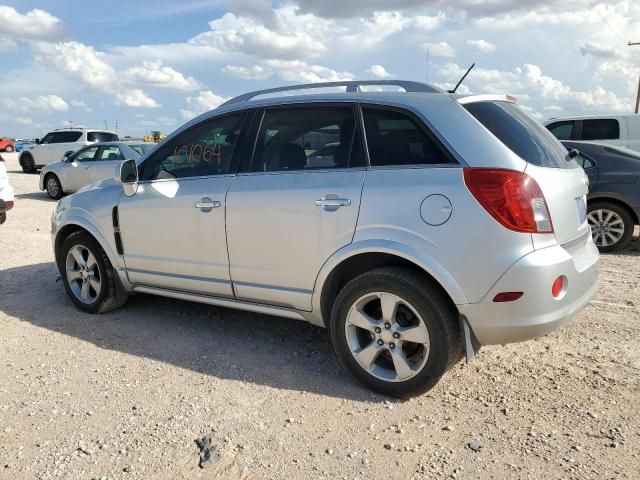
[40,142,155,199]
[15,138,33,152]
[19,128,119,173]
[51,80,599,397]
[0,154,14,225]
[562,140,640,252]
[546,114,640,152]
[0,138,15,152]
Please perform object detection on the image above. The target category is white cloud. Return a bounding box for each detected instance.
[466,39,496,53]
[180,90,229,120]
[0,5,65,42]
[579,41,621,59]
[122,60,201,91]
[15,116,33,125]
[341,11,406,48]
[410,13,445,30]
[421,41,456,57]
[0,37,17,52]
[6,94,68,112]
[367,64,393,79]
[224,59,354,84]
[116,89,160,108]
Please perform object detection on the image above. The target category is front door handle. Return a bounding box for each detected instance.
[194,197,221,212]
[315,195,351,210]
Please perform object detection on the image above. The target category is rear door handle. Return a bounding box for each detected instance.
[194,197,221,212]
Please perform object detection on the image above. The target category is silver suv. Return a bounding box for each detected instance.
[51,81,599,397]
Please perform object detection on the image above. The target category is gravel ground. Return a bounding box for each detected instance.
[1,152,639,480]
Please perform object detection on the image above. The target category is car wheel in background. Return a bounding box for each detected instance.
[4,145,13,152]
[587,201,634,253]
[330,267,462,398]
[59,231,123,313]
[20,153,36,173]
[0,212,5,225]
[45,174,64,200]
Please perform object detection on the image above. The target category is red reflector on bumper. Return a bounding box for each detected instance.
[552,276,565,298]
[493,292,523,302]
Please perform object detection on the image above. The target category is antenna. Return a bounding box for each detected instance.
[448,63,475,94]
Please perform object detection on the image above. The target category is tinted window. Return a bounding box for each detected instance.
[547,121,575,140]
[251,106,362,172]
[362,107,451,166]
[581,119,620,140]
[88,132,119,142]
[141,113,245,181]
[54,131,82,143]
[74,146,99,162]
[464,101,575,169]
[575,153,595,169]
[40,133,55,144]
[98,146,124,161]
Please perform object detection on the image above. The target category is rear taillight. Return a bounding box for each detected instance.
[463,168,553,234]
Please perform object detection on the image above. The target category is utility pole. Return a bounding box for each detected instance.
[630,42,640,113]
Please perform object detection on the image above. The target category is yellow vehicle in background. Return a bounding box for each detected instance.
[144,131,166,143]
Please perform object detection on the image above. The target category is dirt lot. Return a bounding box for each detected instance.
[0,151,639,480]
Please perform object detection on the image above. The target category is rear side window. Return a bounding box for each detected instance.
[54,131,82,143]
[581,119,619,141]
[546,120,575,140]
[251,105,362,172]
[464,101,575,169]
[362,107,452,166]
[88,132,119,142]
[98,146,124,161]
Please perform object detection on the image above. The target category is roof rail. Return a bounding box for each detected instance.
[219,80,442,107]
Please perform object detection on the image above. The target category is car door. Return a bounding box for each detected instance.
[63,146,99,191]
[33,132,55,166]
[117,111,249,297]
[226,103,366,311]
[89,145,125,184]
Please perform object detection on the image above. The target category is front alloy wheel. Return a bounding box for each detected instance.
[65,244,102,304]
[46,175,63,199]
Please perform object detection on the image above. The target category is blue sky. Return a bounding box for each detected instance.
[0,1,639,138]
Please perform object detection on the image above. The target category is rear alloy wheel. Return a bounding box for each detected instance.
[20,153,35,173]
[45,174,63,200]
[4,145,13,152]
[587,201,634,253]
[331,267,461,397]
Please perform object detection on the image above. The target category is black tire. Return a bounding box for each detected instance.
[20,153,35,173]
[4,145,13,152]
[588,201,634,253]
[58,231,126,313]
[0,212,5,225]
[330,267,462,398]
[45,173,64,200]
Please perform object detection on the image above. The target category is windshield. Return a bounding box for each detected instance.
[129,144,154,156]
[464,101,577,169]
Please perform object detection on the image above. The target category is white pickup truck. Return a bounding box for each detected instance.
[18,128,119,173]
[545,114,640,152]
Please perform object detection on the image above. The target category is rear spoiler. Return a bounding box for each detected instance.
[454,94,518,105]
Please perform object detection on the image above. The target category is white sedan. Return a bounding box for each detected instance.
[39,142,156,199]
[0,153,15,224]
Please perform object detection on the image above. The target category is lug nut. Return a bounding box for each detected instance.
[377,339,384,346]
[393,332,400,339]
[384,323,391,329]
[374,327,381,334]
[389,342,395,349]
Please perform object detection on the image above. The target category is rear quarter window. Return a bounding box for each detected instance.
[88,132,120,142]
[580,119,620,141]
[464,101,577,169]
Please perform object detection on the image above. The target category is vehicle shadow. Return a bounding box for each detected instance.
[614,232,640,257]
[0,262,375,401]
[14,192,54,201]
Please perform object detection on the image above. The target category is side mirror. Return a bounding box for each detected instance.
[35,138,40,144]
[117,159,138,197]
[568,149,579,159]
[62,151,74,162]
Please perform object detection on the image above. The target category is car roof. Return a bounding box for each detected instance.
[546,113,638,123]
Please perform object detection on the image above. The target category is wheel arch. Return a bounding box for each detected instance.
[314,240,468,328]
[44,171,63,194]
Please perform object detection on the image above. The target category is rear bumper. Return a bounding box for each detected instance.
[458,234,599,345]
[0,189,14,212]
